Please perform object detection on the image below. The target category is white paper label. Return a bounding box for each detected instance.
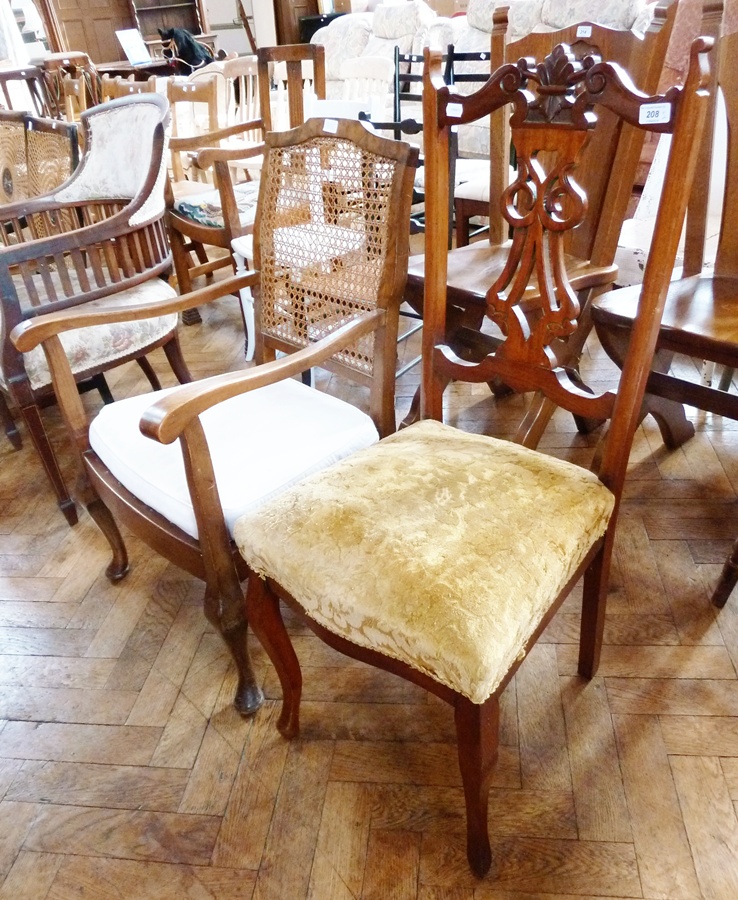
[576,24,592,38]
[323,118,338,133]
[446,102,463,118]
[639,102,671,125]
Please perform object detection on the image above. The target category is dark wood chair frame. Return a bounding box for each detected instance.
[402,1,678,443]
[239,40,713,878]
[0,95,192,526]
[592,0,738,607]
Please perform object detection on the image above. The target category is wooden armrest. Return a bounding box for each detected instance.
[141,310,385,444]
[10,272,258,350]
[169,119,265,153]
[194,142,266,170]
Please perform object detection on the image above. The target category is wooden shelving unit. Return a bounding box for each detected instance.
[127,0,210,43]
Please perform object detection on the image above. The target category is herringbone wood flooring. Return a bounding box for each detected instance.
[1,287,738,899]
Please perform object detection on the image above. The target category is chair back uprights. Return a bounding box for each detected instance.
[257,44,326,132]
[0,94,171,340]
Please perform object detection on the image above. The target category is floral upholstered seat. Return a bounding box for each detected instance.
[172,179,260,230]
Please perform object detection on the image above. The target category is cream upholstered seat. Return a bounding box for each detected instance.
[236,419,614,703]
[233,42,712,878]
[89,378,378,539]
[3,276,177,392]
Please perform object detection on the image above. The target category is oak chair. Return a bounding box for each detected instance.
[0,94,192,525]
[592,4,738,607]
[61,74,87,122]
[257,43,326,132]
[12,117,418,715]
[100,74,158,102]
[230,39,711,878]
[402,0,678,441]
[444,44,498,247]
[0,66,55,118]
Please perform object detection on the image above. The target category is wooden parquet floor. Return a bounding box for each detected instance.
[1,290,738,899]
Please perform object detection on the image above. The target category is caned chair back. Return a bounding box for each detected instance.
[254,117,418,433]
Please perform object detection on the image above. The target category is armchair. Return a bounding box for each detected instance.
[167,45,327,326]
[12,117,418,716]
[0,94,192,526]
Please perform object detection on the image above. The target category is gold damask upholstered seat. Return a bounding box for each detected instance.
[236,419,614,703]
[234,41,712,878]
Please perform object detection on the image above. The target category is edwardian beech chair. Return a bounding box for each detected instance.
[402,0,677,442]
[12,117,418,716]
[167,46,327,326]
[229,41,711,877]
[0,94,192,525]
[100,74,157,102]
[592,6,738,607]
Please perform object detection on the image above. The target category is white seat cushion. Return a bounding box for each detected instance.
[89,378,379,539]
[2,277,178,392]
[235,419,615,704]
[172,180,260,230]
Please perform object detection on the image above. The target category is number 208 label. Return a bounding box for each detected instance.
[639,102,671,125]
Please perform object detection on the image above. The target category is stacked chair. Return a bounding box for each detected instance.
[591,0,738,606]
[166,44,326,326]
[401,0,677,439]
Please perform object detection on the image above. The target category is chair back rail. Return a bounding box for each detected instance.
[257,43,326,132]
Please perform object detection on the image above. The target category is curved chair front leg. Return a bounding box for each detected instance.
[246,574,302,737]
[85,495,129,581]
[203,580,264,717]
[20,402,77,526]
[454,694,500,878]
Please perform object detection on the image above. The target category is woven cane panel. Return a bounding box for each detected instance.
[26,129,77,236]
[259,136,397,375]
[27,129,74,198]
[0,121,27,204]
